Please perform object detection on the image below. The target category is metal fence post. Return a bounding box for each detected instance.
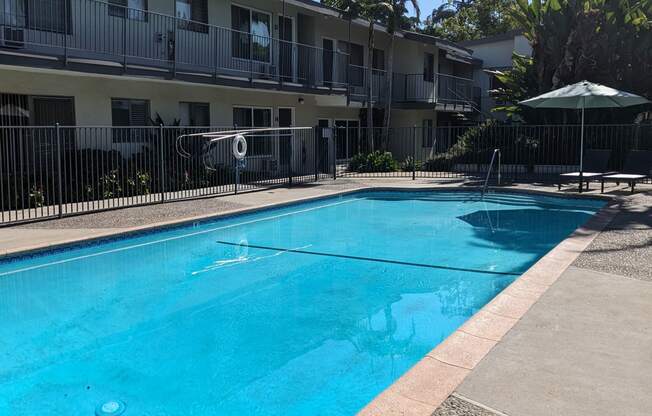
[412,125,417,180]
[332,128,337,180]
[56,124,63,218]
[314,127,319,182]
[213,28,219,82]
[172,19,178,78]
[122,6,127,72]
[159,125,166,203]
[288,133,293,187]
[235,161,240,195]
[63,0,68,66]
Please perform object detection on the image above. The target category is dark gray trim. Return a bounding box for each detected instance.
[403,31,474,55]
[459,30,525,47]
[0,52,347,98]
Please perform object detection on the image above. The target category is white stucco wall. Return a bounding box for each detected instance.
[0,66,365,127]
[467,38,515,70]
[513,35,532,57]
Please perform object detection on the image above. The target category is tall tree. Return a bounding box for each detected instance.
[421,0,517,42]
[382,0,420,148]
[322,0,391,147]
[493,0,652,123]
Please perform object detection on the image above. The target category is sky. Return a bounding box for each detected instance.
[407,0,447,18]
[313,0,447,19]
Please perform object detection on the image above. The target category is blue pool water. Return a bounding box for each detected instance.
[0,191,603,415]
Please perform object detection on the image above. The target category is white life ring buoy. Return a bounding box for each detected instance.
[232,135,247,160]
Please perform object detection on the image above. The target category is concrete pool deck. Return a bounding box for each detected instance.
[0,178,650,416]
[434,190,652,416]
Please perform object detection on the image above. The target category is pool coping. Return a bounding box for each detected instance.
[357,193,619,415]
[0,184,618,414]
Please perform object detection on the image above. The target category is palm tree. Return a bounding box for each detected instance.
[382,0,420,148]
[325,0,393,150]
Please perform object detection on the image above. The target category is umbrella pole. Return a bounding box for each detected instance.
[579,99,585,193]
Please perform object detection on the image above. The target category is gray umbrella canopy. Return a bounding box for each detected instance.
[520,81,650,109]
[519,81,650,191]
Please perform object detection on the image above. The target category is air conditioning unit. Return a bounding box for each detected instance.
[1,27,25,48]
[258,63,277,80]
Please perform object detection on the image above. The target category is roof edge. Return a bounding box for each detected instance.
[459,30,525,47]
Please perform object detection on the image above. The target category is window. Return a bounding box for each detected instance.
[372,49,385,71]
[231,5,271,63]
[422,119,434,148]
[180,102,210,127]
[7,0,72,33]
[339,41,364,87]
[111,98,150,143]
[489,74,507,105]
[3,0,26,27]
[0,93,29,127]
[0,93,75,126]
[233,107,272,156]
[0,94,75,162]
[176,0,208,33]
[108,0,147,21]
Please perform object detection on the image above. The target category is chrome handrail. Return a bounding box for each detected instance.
[482,148,501,197]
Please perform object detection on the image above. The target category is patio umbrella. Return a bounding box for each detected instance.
[519,81,650,191]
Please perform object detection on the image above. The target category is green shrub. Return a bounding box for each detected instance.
[424,120,497,171]
[348,153,369,172]
[127,171,151,195]
[400,156,422,172]
[29,185,45,208]
[348,151,399,173]
[367,151,399,172]
[99,169,122,199]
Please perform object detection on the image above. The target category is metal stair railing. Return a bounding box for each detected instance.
[482,148,501,197]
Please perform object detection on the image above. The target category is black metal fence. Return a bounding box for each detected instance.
[0,126,330,224]
[2,123,651,225]
[335,124,652,182]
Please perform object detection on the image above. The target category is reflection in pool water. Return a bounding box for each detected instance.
[0,191,604,415]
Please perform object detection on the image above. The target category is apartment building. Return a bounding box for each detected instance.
[461,30,532,118]
[0,0,478,160]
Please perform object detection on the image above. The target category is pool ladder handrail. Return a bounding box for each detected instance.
[482,149,501,197]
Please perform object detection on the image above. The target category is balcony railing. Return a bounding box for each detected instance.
[346,69,474,106]
[347,65,388,103]
[0,0,349,90]
[392,73,474,105]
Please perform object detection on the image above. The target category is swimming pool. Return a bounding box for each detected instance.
[0,191,604,415]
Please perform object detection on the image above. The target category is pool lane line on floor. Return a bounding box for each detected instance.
[215,240,523,277]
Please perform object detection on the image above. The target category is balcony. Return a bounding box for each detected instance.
[0,0,349,94]
[392,73,474,110]
[347,65,389,103]
[347,68,474,110]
